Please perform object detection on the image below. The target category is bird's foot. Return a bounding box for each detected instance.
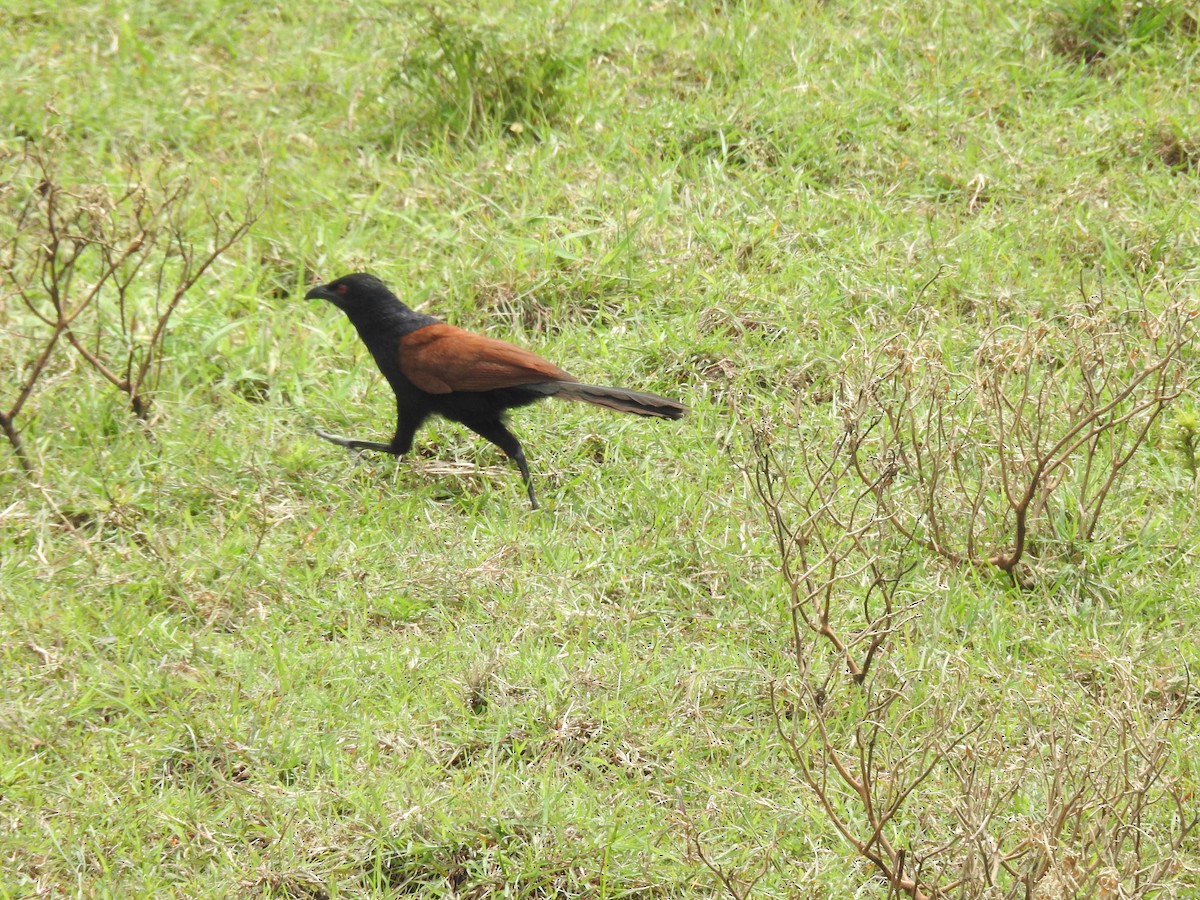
[314,429,396,454]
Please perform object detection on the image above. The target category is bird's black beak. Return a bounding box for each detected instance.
[304,285,330,301]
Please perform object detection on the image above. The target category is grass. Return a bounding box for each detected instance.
[2,0,1199,896]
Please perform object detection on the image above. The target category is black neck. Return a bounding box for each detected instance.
[349,296,435,342]
[345,295,438,385]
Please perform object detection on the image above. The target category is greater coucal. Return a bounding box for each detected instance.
[307,273,686,509]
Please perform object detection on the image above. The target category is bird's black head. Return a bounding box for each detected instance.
[304,273,399,312]
[307,272,436,340]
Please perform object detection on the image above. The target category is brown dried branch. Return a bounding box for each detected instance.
[1,130,264,475]
[836,284,1194,582]
[747,409,961,898]
[951,671,1199,899]
[743,282,1197,896]
[676,793,773,900]
[750,419,920,683]
[769,671,985,900]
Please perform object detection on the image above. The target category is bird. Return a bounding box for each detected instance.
[306,273,686,509]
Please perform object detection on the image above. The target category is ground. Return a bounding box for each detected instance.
[2,1,1199,897]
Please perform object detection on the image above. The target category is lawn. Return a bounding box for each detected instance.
[2,1,1199,897]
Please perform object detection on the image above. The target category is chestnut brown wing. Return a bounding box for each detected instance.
[398,324,577,394]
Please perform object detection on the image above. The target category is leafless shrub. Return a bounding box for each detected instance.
[750,419,920,684]
[677,794,773,900]
[749,416,974,898]
[770,663,988,899]
[838,280,1194,582]
[0,127,263,475]
[946,675,1199,898]
[738,290,1199,897]
[765,647,1198,898]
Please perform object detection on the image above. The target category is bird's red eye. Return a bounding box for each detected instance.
[335,284,348,295]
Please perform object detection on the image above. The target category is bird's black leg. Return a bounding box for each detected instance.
[314,429,397,454]
[388,409,422,455]
[316,406,425,456]
[464,419,540,510]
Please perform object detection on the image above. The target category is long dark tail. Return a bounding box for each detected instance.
[542,381,686,419]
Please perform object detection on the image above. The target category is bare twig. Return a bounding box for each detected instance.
[835,283,1194,581]
[740,278,1197,896]
[677,792,773,900]
[0,130,264,475]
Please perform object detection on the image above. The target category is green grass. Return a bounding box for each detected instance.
[3,0,1200,896]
